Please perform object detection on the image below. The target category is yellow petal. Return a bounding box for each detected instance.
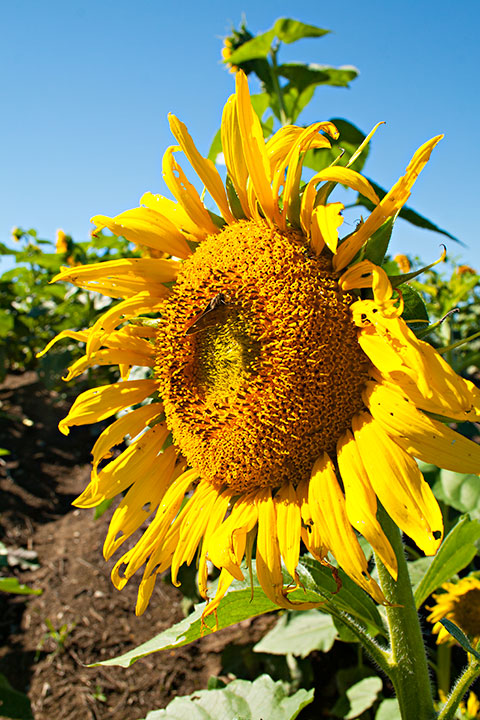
[207,490,258,580]
[352,412,443,555]
[221,94,250,217]
[140,191,206,240]
[364,381,480,474]
[198,489,232,598]
[91,402,163,469]
[274,483,301,581]
[311,203,344,254]
[308,453,386,603]
[334,135,443,270]
[162,146,220,235]
[235,71,274,222]
[169,113,234,223]
[296,478,328,561]
[85,292,166,356]
[170,481,219,585]
[59,378,158,435]
[63,347,154,382]
[92,208,192,259]
[257,488,317,610]
[201,568,236,628]
[36,329,89,359]
[74,422,169,508]
[52,258,180,299]
[103,445,178,559]
[337,431,398,579]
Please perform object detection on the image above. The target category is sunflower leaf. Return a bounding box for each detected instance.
[399,284,430,327]
[433,471,480,515]
[140,675,314,720]
[226,29,276,64]
[0,673,33,719]
[253,609,337,657]
[277,63,358,92]
[362,217,394,265]
[303,119,369,174]
[273,18,330,44]
[0,577,42,596]
[439,619,480,660]
[414,515,480,609]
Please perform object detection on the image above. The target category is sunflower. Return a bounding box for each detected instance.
[42,71,480,621]
[427,576,480,645]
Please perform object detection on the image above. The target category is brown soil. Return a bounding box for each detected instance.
[0,373,276,720]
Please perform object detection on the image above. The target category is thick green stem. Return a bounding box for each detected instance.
[375,508,436,720]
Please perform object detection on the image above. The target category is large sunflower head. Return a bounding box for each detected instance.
[43,71,480,620]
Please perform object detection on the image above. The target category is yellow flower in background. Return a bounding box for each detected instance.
[41,71,480,621]
[394,254,411,274]
[427,576,480,645]
[56,228,69,254]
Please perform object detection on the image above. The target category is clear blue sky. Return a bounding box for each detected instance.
[1,0,478,270]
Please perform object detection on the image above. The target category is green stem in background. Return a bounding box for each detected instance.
[269,45,288,126]
[437,658,480,720]
[375,507,436,720]
[436,643,452,698]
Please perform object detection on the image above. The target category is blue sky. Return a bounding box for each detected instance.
[1,0,479,270]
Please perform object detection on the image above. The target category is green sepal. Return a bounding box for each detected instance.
[399,284,430,328]
[388,251,447,288]
[361,217,394,265]
[303,119,369,174]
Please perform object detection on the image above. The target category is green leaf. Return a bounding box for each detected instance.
[399,284,429,326]
[375,698,402,720]
[0,673,33,719]
[0,577,42,596]
[433,471,480,515]
[273,18,330,44]
[362,218,394,266]
[207,128,222,163]
[414,515,480,609]
[0,309,14,336]
[141,675,314,720]
[278,63,358,92]
[96,557,384,668]
[93,497,114,520]
[226,29,276,64]
[297,557,386,636]
[343,676,383,719]
[253,609,337,657]
[439,619,480,659]
[356,179,462,244]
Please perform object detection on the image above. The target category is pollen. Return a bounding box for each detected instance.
[154,220,370,493]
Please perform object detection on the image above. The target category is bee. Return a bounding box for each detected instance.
[184,293,229,336]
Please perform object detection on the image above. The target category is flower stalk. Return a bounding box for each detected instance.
[375,507,436,720]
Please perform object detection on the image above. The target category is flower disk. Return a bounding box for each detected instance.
[155,221,369,493]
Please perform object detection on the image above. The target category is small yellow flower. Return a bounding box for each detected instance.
[55,229,69,254]
[42,71,480,622]
[427,576,480,645]
[394,254,411,274]
[456,264,477,276]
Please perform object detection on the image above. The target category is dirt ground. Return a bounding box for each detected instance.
[0,373,278,720]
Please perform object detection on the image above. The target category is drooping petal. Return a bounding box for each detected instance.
[274,483,301,581]
[308,454,386,603]
[63,347,155,382]
[59,378,158,435]
[364,381,480,474]
[352,412,443,555]
[337,431,398,579]
[103,445,178,559]
[207,490,258,581]
[74,422,169,508]
[37,329,89,358]
[256,488,317,610]
[140,192,206,240]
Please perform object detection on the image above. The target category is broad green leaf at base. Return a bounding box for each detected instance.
[140,675,314,720]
